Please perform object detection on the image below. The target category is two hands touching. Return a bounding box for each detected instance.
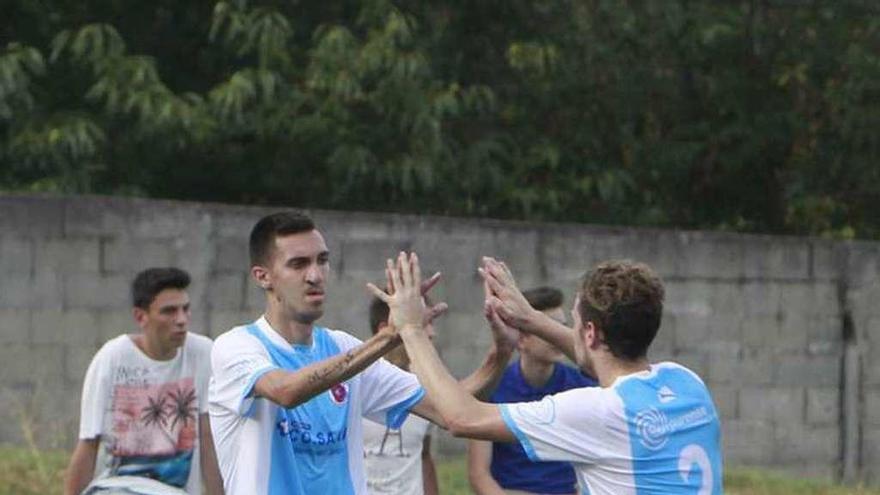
[366,252,535,353]
[366,252,540,441]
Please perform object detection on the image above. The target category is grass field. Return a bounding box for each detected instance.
[3,446,879,495]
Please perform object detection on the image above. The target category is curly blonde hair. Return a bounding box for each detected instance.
[578,260,664,360]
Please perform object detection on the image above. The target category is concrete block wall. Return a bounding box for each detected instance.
[0,194,878,483]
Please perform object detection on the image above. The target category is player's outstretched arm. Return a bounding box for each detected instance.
[253,270,443,409]
[64,438,99,495]
[369,252,515,442]
[422,435,439,495]
[253,323,401,408]
[199,413,224,495]
[481,257,596,378]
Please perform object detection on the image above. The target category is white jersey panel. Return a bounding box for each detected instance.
[208,324,277,493]
[500,385,636,494]
[500,362,722,495]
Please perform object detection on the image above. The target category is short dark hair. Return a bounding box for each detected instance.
[132,267,191,309]
[369,297,390,335]
[249,212,316,267]
[578,260,664,361]
[522,286,564,311]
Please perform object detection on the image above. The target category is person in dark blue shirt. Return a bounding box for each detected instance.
[468,286,597,495]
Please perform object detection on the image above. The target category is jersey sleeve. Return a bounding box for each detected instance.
[78,343,113,440]
[210,330,278,417]
[330,331,424,429]
[498,387,614,465]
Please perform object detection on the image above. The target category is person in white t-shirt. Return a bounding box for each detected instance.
[208,211,514,495]
[362,297,439,495]
[371,254,723,495]
[64,267,223,495]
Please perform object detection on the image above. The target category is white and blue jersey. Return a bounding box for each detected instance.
[209,317,424,495]
[499,362,722,495]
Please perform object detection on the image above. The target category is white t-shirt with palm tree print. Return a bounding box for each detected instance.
[78,333,213,494]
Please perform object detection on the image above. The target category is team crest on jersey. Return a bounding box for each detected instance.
[635,405,711,451]
[329,383,348,404]
[635,407,670,450]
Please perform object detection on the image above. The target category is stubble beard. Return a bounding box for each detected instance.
[291,307,323,325]
[290,295,324,325]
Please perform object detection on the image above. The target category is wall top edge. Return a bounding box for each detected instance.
[0,192,876,248]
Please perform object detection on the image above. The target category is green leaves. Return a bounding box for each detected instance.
[50,24,125,64]
[210,2,293,69]
[3,0,880,239]
[6,114,105,192]
[0,43,45,119]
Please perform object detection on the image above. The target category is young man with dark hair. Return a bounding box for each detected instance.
[372,254,722,495]
[468,286,597,495]
[65,268,222,495]
[362,296,439,495]
[208,212,514,494]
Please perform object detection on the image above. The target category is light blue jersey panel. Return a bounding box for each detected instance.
[615,365,722,494]
[246,325,355,495]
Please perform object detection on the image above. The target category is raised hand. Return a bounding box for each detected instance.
[478,257,538,333]
[482,277,518,354]
[384,263,442,298]
[369,252,446,334]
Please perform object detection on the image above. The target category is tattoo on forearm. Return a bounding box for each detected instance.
[308,349,357,384]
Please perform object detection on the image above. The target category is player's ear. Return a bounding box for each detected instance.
[251,264,272,290]
[132,306,147,328]
[584,321,601,349]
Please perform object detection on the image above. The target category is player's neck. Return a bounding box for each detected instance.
[519,355,555,388]
[385,345,411,370]
[264,306,314,345]
[594,354,650,387]
[131,333,178,361]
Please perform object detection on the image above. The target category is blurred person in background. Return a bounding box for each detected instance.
[362,296,439,495]
[64,267,222,495]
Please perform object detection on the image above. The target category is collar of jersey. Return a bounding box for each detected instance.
[609,362,666,389]
[254,315,322,354]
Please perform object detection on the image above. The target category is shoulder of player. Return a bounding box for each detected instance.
[552,383,606,401]
[211,324,264,356]
[92,334,134,360]
[608,361,707,393]
[185,331,213,347]
[550,385,617,420]
[182,331,214,357]
[322,327,364,349]
[654,361,706,385]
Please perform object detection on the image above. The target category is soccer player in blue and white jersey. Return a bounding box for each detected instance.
[372,253,723,495]
[208,212,514,495]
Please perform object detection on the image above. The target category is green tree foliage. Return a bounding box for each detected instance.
[1,0,879,238]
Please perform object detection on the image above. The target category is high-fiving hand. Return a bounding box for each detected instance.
[479,256,538,333]
[482,276,519,354]
[368,252,447,336]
